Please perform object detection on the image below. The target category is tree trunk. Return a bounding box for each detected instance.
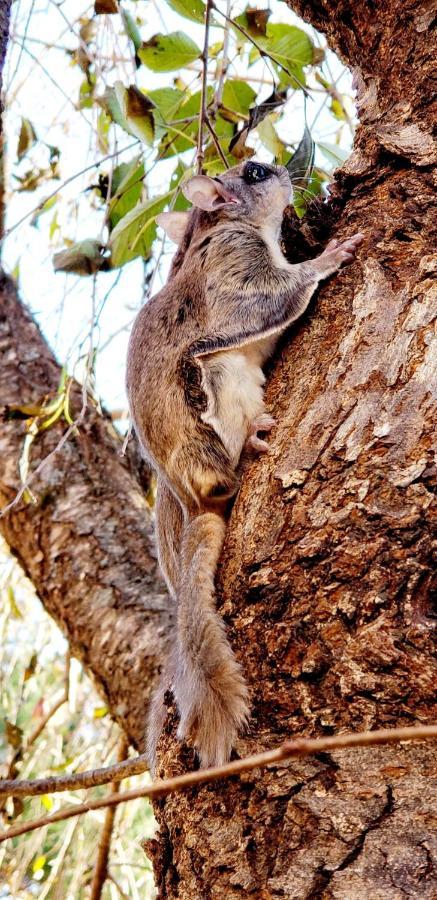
[0,1,435,897]
[148,2,437,897]
[0,274,171,748]
[0,0,170,750]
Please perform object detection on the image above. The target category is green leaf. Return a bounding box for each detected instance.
[98,87,126,129]
[121,8,142,51]
[30,194,57,227]
[164,0,206,23]
[263,23,312,88]
[114,82,155,145]
[17,118,37,161]
[97,109,110,154]
[170,160,191,211]
[221,79,256,118]
[228,88,286,157]
[49,211,60,241]
[138,32,201,72]
[108,158,145,229]
[53,240,109,276]
[156,88,211,157]
[330,97,347,121]
[209,40,223,58]
[79,73,96,109]
[146,86,186,140]
[317,141,349,168]
[257,115,286,160]
[109,193,172,267]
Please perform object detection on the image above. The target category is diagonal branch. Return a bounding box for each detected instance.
[0,273,171,749]
[1,725,436,843]
[211,1,310,97]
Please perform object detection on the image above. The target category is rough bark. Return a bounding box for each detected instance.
[149,2,437,897]
[0,1,435,897]
[0,274,170,748]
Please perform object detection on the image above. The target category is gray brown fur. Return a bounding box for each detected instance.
[126,160,363,767]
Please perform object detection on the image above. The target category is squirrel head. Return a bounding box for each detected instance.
[156,161,292,246]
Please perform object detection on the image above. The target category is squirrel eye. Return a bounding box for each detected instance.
[243,162,270,184]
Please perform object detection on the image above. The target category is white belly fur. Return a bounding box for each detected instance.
[201,348,269,465]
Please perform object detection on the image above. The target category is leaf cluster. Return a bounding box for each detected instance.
[10,1,353,275]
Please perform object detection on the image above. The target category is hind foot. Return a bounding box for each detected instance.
[246,413,276,453]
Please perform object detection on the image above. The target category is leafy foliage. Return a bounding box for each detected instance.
[138,31,201,72]
[165,0,206,23]
[110,192,172,266]
[6,2,354,276]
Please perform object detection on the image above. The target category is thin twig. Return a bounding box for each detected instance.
[18,42,94,129]
[4,87,191,249]
[0,391,88,518]
[205,115,229,169]
[90,735,129,900]
[0,725,436,843]
[27,651,70,748]
[6,0,37,90]
[0,751,149,799]
[197,0,214,173]
[1,141,139,245]
[1,268,102,519]
[212,0,232,115]
[108,873,130,900]
[211,1,310,98]
[27,693,65,748]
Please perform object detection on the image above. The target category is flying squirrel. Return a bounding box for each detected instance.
[126,160,363,769]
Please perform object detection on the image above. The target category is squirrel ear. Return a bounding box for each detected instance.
[156,211,189,245]
[182,175,239,211]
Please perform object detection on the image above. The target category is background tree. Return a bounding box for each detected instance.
[1,0,436,898]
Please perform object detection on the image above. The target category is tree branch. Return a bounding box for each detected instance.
[0,274,170,749]
[27,651,69,747]
[211,1,310,97]
[197,0,213,174]
[1,725,436,842]
[0,750,150,798]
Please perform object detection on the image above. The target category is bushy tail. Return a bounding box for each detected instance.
[174,511,250,767]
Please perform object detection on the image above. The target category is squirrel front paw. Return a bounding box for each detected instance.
[316,232,364,276]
